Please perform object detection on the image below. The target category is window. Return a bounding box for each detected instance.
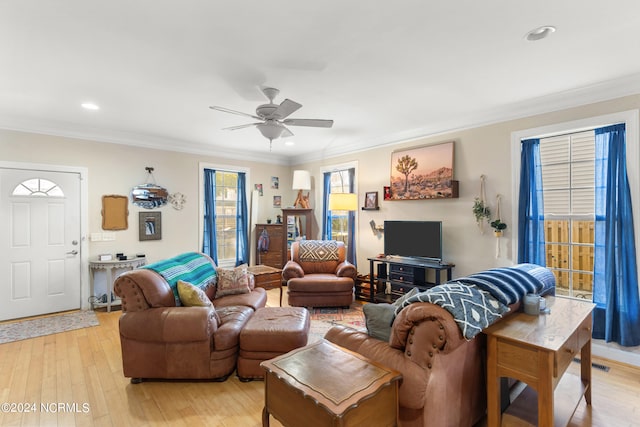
[539,131,595,299]
[214,171,238,263]
[12,178,64,197]
[328,170,352,244]
[202,167,248,267]
[322,163,358,265]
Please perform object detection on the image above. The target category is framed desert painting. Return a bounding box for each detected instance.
[389,141,455,200]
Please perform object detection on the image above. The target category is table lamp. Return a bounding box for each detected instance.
[329,192,358,243]
[292,170,311,209]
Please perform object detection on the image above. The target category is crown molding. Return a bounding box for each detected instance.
[0,117,290,166]
[290,72,640,165]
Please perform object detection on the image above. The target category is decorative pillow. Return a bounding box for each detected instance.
[363,303,395,342]
[392,287,420,308]
[363,287,421,342]
[177,280,212,307]
[299,240,339,262]
[216,264,251,297]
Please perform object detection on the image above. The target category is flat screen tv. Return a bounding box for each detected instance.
[383,220,443,261]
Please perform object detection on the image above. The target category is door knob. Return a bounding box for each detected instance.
[66,250,79,255]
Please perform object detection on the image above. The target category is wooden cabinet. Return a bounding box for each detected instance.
[256,224,285,268]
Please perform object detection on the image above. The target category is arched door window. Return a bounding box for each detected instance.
[12,178,64,197]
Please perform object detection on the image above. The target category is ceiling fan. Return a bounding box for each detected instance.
[209,87,333,149]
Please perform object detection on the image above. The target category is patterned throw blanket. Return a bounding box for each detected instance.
[299,240,339,262]
[142,252,217,306]
[393,267,545,339]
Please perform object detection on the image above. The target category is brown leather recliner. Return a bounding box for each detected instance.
[113,253,267,383]
[282,240,356,308]
[325,302,489,427]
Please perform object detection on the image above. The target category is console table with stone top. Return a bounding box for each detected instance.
[260,339,401,427]
[89,257,146,312]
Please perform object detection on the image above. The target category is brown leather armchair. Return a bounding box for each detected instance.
[113,253,267,383]
[325,302,488,427]
[282,240,356,308]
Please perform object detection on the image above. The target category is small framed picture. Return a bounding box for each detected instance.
[254,183,263,196]
[364,191,379,210]
[271,176,279,189]
[383,186,391,200]
[273,195,282,207]
[139,212,161,241]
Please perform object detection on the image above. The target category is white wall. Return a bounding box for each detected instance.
[295,94,640,278]
[2,94,640,277]
[0,130,294,265]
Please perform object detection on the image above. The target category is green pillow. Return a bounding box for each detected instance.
[363,287,421,342]
[363,303,395,342]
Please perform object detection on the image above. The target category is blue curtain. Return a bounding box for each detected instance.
[593,123,640,346]
[236,172,249,266]
[517,138,546,265]
[322,172,332,239]
[347,168,357,266]
[202,168,218,264]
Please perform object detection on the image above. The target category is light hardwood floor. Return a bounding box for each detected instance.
[1,289,639,426]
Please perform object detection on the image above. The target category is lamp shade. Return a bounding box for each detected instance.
[329,193,358,211]
[292,170,311,190]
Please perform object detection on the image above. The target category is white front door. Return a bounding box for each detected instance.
[0,168,82,321]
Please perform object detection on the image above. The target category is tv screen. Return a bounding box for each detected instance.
[383,220,442,261]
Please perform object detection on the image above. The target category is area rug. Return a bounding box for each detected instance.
[0,310,100,344]
[307,303,366,344]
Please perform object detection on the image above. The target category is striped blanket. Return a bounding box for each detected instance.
[142,252,217,306]
[393,266,546,339]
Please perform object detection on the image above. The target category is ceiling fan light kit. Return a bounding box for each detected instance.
[210,87,333,150]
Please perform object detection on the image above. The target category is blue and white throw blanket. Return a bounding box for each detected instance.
[393,266,546,339]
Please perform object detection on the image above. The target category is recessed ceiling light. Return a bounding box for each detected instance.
[284,140,295,146]
[525,25,556,41]
[81,102,100,110]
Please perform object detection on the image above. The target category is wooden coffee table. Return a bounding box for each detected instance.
[261,339,401,427]
[248,265,283,306]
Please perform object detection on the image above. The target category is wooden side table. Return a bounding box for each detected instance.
[248,264,283,306]
[484,296,595,427]
[261,339,401,427]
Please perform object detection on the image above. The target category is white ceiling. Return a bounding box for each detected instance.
[2,1,640,165]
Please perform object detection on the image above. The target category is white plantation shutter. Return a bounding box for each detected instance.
[539,131,595,216]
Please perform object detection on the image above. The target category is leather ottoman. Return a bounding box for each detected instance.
[237,307,310,381]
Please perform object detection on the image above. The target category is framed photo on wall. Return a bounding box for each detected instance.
[363,191,379,210]
[139,212,162,241]
[389,141,455,200]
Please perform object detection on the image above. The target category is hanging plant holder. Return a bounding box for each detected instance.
[473,175,491,233]
[491,194,507,257]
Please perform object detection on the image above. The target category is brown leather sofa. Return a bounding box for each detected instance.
[282,240,356,307]
[113,253,267,383]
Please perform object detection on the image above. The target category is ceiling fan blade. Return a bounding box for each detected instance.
[222,123,260,131]
[281,125,294,138]
[270,99,302,120]
[283,118,334,128]
[209,106,262,120]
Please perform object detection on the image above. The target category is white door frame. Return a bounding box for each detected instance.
[0,161,90,310]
